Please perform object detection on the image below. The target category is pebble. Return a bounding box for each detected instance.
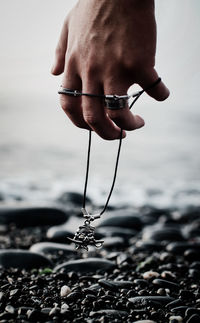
[166,242,200,254]
[60,285,71,297]
[54,258,115,274]
[46,227,75,243]
[0,205,68,227]
[89,309,128,318]
[129,296,175,305]
[0,249,52,269]
[98,214,143,231]
[103,236,126,248]
[184,249,200,261]
[132,321,157,323]
[186,314,200,323]
[96,226,137,239]
[142,271,159,279]
[169,316,183,322]
[30,242,77,255]
[98,279,133,291]
[142,225,184,242]
[57,191,91,206]
[152,278,180,290]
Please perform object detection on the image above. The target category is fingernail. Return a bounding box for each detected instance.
[135,115,145,128]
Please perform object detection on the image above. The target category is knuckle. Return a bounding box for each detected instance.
[60,97,74,114]
[83,113,99,127]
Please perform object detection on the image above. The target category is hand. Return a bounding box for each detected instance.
[51,0,169,140]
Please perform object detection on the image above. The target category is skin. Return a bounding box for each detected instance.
[51,0,170,140]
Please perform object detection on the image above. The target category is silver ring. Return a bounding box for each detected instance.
[104,96,127,110]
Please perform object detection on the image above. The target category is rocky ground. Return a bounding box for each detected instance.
[0,192,200,322]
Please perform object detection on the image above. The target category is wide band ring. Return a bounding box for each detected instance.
[104,96,127,110]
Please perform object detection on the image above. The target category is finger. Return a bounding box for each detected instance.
[82,79,125,140]
[104,79,145,131]
[137,68,170,101]
[60,66,90,129]
[51,18,69,75]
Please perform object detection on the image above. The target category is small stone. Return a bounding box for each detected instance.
[169,316,183,323]
[98,279,133,291]
[132,321,157,323]
[142,271,159,279]
[186,314,200,323]
[54,258,115,274]
[5,305,15,314]
[60,285,71,297]
[89,309,128,319]
[129,296,175,305]
[152,279,179,290]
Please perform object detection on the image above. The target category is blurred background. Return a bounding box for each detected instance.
[0,0,199,208]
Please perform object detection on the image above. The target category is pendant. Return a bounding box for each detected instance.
[68,208,104,251]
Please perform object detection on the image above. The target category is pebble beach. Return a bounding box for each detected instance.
[0,191,200,322]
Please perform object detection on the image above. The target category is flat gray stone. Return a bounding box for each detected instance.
[0,249,52,269]
[54,257,115,274]
[30,242,77,255]
[129,296,175,305]
[0,206,68,227]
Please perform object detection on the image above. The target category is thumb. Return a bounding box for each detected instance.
[138,68,170,101]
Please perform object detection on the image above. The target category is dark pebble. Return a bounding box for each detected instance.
[185,308,200,318]
[54,258,115,274]
[142,226,184,242]
[30,242,77,255]
[89,309,128,318]
[46,227,75,243]
[184,249,200,261]
[165,299,184,309]
[166,242,200,254]
[0,249,52,269]
[0,205,68,227]
[96,226,137,239]
[186,314,200,323]
[57,191,91,206]
[98,279,133,291]
[98,214,143,231]
[129,296,175,305]
[152,279,180,290]
[103,236,127,248]
[171,306,188,314]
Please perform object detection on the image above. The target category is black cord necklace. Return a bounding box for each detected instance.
[68,78,161,250]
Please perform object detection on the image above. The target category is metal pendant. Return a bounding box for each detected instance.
[68,208,104,251]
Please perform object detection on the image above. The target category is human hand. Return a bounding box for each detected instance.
[52,0,169,140]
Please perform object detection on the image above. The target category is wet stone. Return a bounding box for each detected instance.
[89,309,128,319]
[129,296,175,305]
[98,279,133,291]
[30,242,77,255]
[46,227,75,243]
[57,191,91,207]
[54,258,115,274]
[142,226,184,242]
[103,236,127,248]
[0,249,52,269]
[152,279,180,290]
[184,249,200,262]
[186,314,200,323]
[98,214,143,231]
[0,205,68,227]
[166,242,200,254]
[132,321,157,323]
[96,226,137,239]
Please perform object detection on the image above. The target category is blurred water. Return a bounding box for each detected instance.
[0,0,200,208]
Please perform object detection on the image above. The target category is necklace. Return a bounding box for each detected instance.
[68,78,161,250]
